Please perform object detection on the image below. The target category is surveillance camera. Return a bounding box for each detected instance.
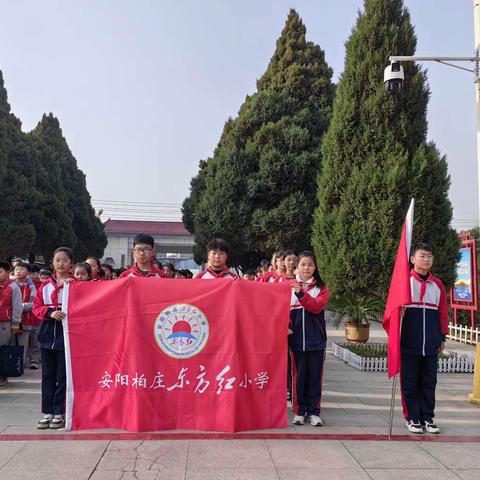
[384,62,404,93]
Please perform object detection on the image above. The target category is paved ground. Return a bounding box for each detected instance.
[0,323,478,479]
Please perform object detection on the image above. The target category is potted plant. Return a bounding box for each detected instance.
[328,292,384,343]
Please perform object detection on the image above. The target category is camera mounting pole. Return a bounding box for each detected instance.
[389,56,477,73]
[388,50,480,228]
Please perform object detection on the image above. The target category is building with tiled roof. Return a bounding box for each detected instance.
[102,219,197,270]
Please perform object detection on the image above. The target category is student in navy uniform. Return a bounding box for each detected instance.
[195,238,238,280]
[401,243,448,434]
[289,251,329,426]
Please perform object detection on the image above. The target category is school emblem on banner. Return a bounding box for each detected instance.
[154,303,209,359]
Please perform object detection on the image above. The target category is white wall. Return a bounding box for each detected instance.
[102,233,195,268]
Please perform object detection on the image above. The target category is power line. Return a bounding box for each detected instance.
[93,199,182,207]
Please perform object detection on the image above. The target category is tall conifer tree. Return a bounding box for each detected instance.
[28,119,76,257]
[312,0,458,297]
[184,10,334,266]
[0,71,37,258]
[32,114,106,260]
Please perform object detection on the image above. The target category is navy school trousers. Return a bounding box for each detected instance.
[41,348,66,415]
[400,352,438,422]
[290,349,325,416]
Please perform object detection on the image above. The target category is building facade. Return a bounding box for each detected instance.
[102,220,198,271]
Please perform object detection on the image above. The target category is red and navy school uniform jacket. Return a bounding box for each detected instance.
[401,270,448,356]
[289,279,330,352]
[0,280,22,325]
[274,273,296,283]
[195,267,238,280]
[15,279,38,328]
[260,271,279,283]
[119,264,166,278]
[32,275,72,350]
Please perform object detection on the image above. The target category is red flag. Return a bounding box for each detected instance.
[62,278,290,432]
[383,199,414,378]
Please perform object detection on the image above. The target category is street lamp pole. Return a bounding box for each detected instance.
[470,0,480,409]
[474,0,480,227]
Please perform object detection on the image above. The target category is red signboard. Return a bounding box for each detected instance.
[450,234,477,329]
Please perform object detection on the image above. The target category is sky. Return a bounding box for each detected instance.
[0,1,477,228]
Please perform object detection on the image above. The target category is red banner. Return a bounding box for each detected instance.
[63,278,291,432]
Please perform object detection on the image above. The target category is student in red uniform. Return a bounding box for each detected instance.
[101,264,114,280]
[14,262,39,368]
[262,251,285,283]
[163,262,175,278]
[120,234,166,278]
[254,260,269,281]
[33,247,74,429]
[39,268,53,282]
[242,269,257,281]
[275,250,297,282]
[275,250,298,400]
[28,264,43,369]
[85,257,104,281]
[73,263,92,281]
[29,264,42,290]
[0,261,23,386]
[196,238,238,279]
[289,251,330,427]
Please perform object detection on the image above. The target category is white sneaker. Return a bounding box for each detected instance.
[406,420,423,434]
[309,415,323,426]
[37,414,53,429]
[292,415,305,425]
[49,414,65,429]
[423,420,440,434]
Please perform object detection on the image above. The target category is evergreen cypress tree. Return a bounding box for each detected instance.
[312,0,458,298]
[32,114,106,260]
[182,159,208,264]
[0,71,37,258]
[28,118,76,258]
[185,10,334,266]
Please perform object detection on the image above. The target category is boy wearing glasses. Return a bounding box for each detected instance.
[401,243,448,435]
[120,234,165,278]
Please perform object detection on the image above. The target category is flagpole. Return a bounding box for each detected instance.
[388,374,397,437]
